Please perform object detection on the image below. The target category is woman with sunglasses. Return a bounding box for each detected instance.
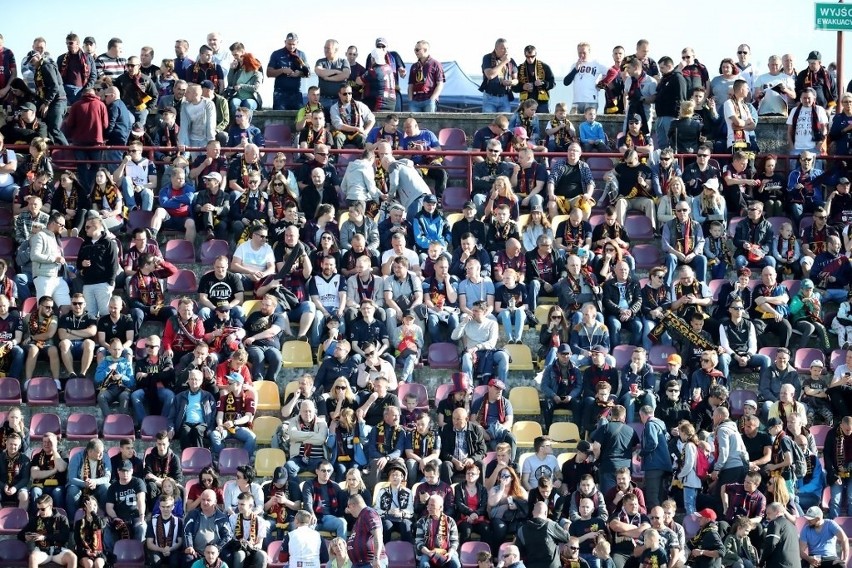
[487,465,528,555]
[185,466,223,513]
[454,463,491,545]
[309,231,342,276]
[325,377,359,423]
[325,406,367,481]
[51,170,89,237]
[538,305,571,366]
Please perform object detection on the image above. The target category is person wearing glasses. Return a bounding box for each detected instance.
[113,56,157,125]
[754,55,796,117]
[677,47,709,97]
[29,211,71,309]
[56,293,96,379]
[56,32,97,103]
[719,298,770,376]
[732,200,775,271]
[786,149,825,229]
[18,494,75,568]
[168,369,217,451]
[661,200,706,289]
[413,494,460,568]
[302,459,347,538]
[330,83,375,149]
[23,295,60,387]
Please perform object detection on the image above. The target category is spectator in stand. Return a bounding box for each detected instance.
[787,89,829,157]
[754,55,796,116]
[177,83,215,154]
[480,39,517,113]
[733,200,775,270]
[563,42,607,114]
[678,47,709,96]
[150,167,196,241]
[62,87,107,191]
[654,56,687,149]
[795,50,837,110]
[27,50,68,145]
[408,40,445,113]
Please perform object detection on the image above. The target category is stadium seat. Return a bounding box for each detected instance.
[386,541,416,568]
[631,244,662,269]
[811,424,830,452]
[255,381,282,412]
[398,383,429,412]
[252,416,282,446]
[766,216,793,236]
[264,124,293,148]
[445,212,464,228]
[181,447,213,476]
[586,156,615,180]
[284,380,300,402]
[281,341,313,368]
[588,214,605,227]
[0,236,13,260]
[0,209,12,234]
[799,216,814,237]
[460,541,491,568]
[648,345,678,373]
[164,239,196,264]
[26,377,59,406]
[0,377,21,405]
[30,413,61,438]
[166,269,198,295]
[473,385,489,400]
[64,378,96,406]
[66,412,99,441]
[512,421,543,448]
[794,347,825,373]
[140,415,169,441]
[758,347,779,361]
[504,344,534,371]
[708,279,726,302]
[0,538,29,567]
[428,342,460,369]
[438,128,467,149]
[550,215,569,231]
[726,216,745,238]
[628,422,645,440]
[728,389,757,418]
[434,383,455,408]
[127,210,155,232]
[624,216,654,240]
[114,539,145,568]
[780,279,801,298]
[219,448,250,476]
[549,422,581,450]
[534,304,551,326]
[199,240,231,265]
[611,345,634,369]
[508,386,540,415]
[834,517,852,542]
[831,349,850,371]
[60,236,83,262]
[21,297,37,316]
[255,448,286,477]
[266,540,286,568]
[682,513,700,540]
[241,299,261,316]
[442,186,470,211]
[103,414,135,440]
[0,507,28,535]
[556,452,576,469]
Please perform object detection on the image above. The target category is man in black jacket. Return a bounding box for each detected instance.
[77,216,119,318]
[654,57,687,149]
[17,494,75,568]
[525,234,566,316]
[601,261,642,345]
[439,408,487,484]
[517,501,569,568]
[761,502,800,568]
[27,51,68,145]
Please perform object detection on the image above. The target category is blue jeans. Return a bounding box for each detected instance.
[497,309,526,342]
[285,456,323,479]
[683,486,698,515]
[720,353,770,374]
[829,479,852,518]
[2,345,24,379]
[735,254,776,270]
[45,100,68,145]
[655,116,675,150]
[461,350,509,383]
[65,484,108,519]
[209,426,256,460]
[104,518,145,553]
[619,391,655,423]
[605,314,642,345]
[198,305,245,322]
[314,514,347,538]
[398,352,418,384]
[273,90,303,111]
[74,148,102,191]
[642,318,671,352]
[245,345,282,381]
[409,99,437,113]
[426,311,460,343]
[64,85,83,104]
[120,178,154,211]
[418,553,461,568]
[482,93,511,113]
[130,387,175,426]
[822,288,849,303]
[664,253,708,286]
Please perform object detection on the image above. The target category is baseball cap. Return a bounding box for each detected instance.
[839,177,851,185]
[743,399,758,409]
[766,417,782,428]
[807,50,822,61]
[215,301,230,313]
[423,193,438,204]
[531,203,544,213]
[488,378,506,390]
[590,345,609,354]
[286,33,299,41]
[557,344,572,355]
[810,359,825,368]
[463,200,476,211]
[200,80,215,90]
[226,372,244,384]
[628,113,642,124]
[801,279,815,289]
[375,37,388,47]
[696,508,717,521]
[119,460,134,471]
[512,126,529,139]
[273,466,288,484]
[667,354,682,365]
[804,506,824,520]
[203,172,223,183]
[17,102,37,113]
[83,37,96,45]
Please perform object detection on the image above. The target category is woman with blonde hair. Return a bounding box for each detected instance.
[487,465,528,554]
[667,100,702,154]
[521,203,553,252]
[328,537,352,568]
[674,421,702,515]
[325,405,367,480]
[483,175,520,220]
[342,467,371,526]
[657,176,691,225]
[226,52,263,113]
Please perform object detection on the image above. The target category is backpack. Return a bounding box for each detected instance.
[791,440,807,480]
[694,443,711,479]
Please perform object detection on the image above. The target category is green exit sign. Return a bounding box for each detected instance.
[816,2,852,30]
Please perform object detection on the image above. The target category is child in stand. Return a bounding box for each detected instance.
[772,221,801,278]
[593,539,614,568]
[752,154,785,217]
[546,102,577,153]
[579,107,608,152]
[395,313,423,384]
[494,268,528,344]
[152,475,185,517]
[639,529,667,568]
[585,381,616,434]
[420,241,449,279]
[400,392,420,432]
[319,316,343,359]
[508,99,543,142]
[801,360,834,426]
[477,551,494,568]
[722,517,758,568]
[831,291,852,349]
[704,220,731,280]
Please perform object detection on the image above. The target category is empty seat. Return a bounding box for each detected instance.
[0,507,28,535]
[428,342,460,369]
[114,539,145,568]
[442,186,470,211]
[728,389,757,418]
[386,541,416,568]
[438,128,467,149]
[549,422,581,450]
[255,448,286,478]
[163,239,196,264]
[504,344,534,371]
[166,269,198,294]
[264,124,293,148]
[66,412,99,441]
[30,412,61,438]
[26,377,59,406]
[256,381,282,411]
[127,210,155,232]
[631,244,662,269]
[460,541,491,568]
[512,421,543,447]
[199,239,231,264]
[181,447,213,476]
[140,415,170,441]
[0,377,22,405]
[507,386,541,415]
[811,424,830,452]
[611,345,634,369]
[21,297,37,316]
[624,216,654,239]
[64,378,96,406]
[252,416,282,446]
[60,236,84,261]
[219,448,250,476]
[0,538,29,567]
[281,341,313,368]
[103,414,136,440]
[648,345,679,373]
[794,348,825,373]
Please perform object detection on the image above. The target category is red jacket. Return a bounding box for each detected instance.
[62,91,108,145]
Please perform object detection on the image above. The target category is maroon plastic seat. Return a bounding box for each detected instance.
[218,447,250,476]
[799,216,814,237]
[114,539,145,568]
[103,414,136,441]
[438,128,467,149]
[811,424,831,452]
[21,297,37,316]
[611,345,634,369]
[708,278,726,302]
[263,124,293,148]
[631,244,662,269]
[0,377,22,405]
[140,415,169,441]
[0,209,13,233]
[585,156,616,182]
[427,342,460,370]
[726,216,745,238]
[66,412,99,441]
[181,447,213,476]
[0,507,28,535]
[266,540,286,568]
[766,216,793,236]
[397,383,429,412]
[830,349,849,371]
[460,541,491,568]
[648,345,679,373]
[0,236,14,259]
[441,186,470,211]
[758,346,779,361]
[624,215,654,240]
[164,239,196,264]
[60,236,84,261]
[167,269,198,294]
[728,389,757,418]
[434,383,454,408]
[386,541,416,568]
[794,347,825,373]
[26,377,59,406]
[64,378,96,406]
[199,239,231,265]
[0,538,29,567]
[127,210,155,233]
[780,279,801,298]
[30,413,62,438]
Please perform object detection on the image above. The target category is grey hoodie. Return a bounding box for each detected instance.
[387,158,430,209]
[713,419,747,471]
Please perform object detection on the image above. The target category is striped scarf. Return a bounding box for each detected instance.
[155,515,176,548]
[134,271,164,308]
[234,513,258,544]
[518,60,548,102]
[477,396,506,425]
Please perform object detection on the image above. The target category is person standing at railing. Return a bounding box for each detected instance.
[27,50,67,146]
[178,83,215,159]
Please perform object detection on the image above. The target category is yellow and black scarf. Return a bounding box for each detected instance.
[518,60,548,102]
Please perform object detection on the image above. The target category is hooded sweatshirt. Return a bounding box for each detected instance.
[516,516,568,568]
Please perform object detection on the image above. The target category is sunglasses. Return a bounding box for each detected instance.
[254,234,268,239]
[667,389,680,393]
[815,215,827,220]
[146,344,159,349]
[697,153,710,158]
[701,358,713,363]
[71,301,84,306]
[42,305,54,311]
[500,474,512,480]
[737,51,749,55]
[319,468,333,473]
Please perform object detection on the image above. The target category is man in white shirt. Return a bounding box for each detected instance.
[786,88,829,155]
[562,42,608,113]
[754,55,797,117]
[283,510,326,568]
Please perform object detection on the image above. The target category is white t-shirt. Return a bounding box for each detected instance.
[233,241,275,273]
[569,60,608,104]
[0,149,17,188]
[723,98,752,148]
[786,105,829,150]
[521,454,559,488]
[381,247,419,268]
[754,72,795,115]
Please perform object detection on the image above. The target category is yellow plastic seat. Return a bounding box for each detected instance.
[508,385,541,414]
[551,214,569,231]
[281,340,314,368]
[512,421,543,448]
[241,299,261,317]
[445,213,464,228]
[556,452,576,468]
[338,211,350,226]
[534,304,552,324]
[255,381,282,412]
[517,214,530,230]
[284,380,300,401]
[255,448,286,477]
[372,481,390,506]
[517,452,533,475]
[549,422,581,450]
[252,415,282,446]
[504,344,534,372]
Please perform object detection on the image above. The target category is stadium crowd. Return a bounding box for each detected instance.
[1,27,852,568]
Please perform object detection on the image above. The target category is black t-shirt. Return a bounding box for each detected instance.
[347,318,388,351]
[742,431,772,463]
[0,313,23,342]
[244,311,287,350]
[591,421,640,473]
[198,271,244,304]
[58,312,98,332]
[107,476,146,520]
[97,314,136,345]
[568,516,608,554]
